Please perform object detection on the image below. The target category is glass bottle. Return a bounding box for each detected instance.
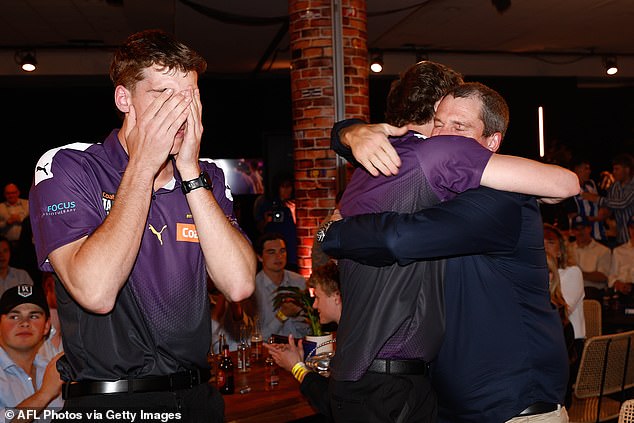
[217,338,235,394]
[238,342,249,373]
[250,316,263,364]
[264,336,279,390]
[242,323,251,368]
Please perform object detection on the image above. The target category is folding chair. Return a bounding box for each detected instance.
[584,299,602,339]
[568,330,634,422]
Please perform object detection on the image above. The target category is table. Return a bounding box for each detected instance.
[603,309,634,334]
[215,353,319,423]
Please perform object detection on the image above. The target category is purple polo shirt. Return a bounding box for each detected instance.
[333,133,492,381]
[29,129,238,381]
[340,133,492,215]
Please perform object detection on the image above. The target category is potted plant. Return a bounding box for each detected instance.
[272,286,334,357]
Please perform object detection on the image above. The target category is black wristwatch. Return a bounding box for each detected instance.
[181,171,213,194]
[316,221,334,243]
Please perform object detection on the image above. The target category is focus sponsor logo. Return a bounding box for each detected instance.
[43,201,76,216]
[176,223,199,243]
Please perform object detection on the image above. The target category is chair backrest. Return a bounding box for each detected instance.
[619,399,634,423]
[575,330,634,399]
[584,299,602,339]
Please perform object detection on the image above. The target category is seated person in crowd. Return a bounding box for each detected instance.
[0,284,63,420]
[546,254,577,408]
[38,272,63,362]
[0,236,33,295]
[544,224,586,355]
[570,216,612,300]
[609,215,634,296]
[252,232,309,340]
[0,183,29,248]
[265,261,341,421]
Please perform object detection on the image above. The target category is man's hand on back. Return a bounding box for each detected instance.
[340,123,407,177]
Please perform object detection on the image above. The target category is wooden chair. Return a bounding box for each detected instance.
[584,299,603,339]
[568,330,634,423]
[619,399,634,423]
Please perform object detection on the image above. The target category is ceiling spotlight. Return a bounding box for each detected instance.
[15,49,37,72]
[370,53,383,73]
[604,56,618,76]
[491,0,511,14]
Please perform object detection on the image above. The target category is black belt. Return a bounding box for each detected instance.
[517,402,560,416]
[367,358,428,375]
[62,368,210,399]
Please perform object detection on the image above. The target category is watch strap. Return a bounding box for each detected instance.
[181,171,212,194]
[316,220,334,243]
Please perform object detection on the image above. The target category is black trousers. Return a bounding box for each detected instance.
[56,383,224,423]
[328,372,436,423]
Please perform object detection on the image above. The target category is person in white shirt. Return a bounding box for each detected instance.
[609,215,634,296]
[252,232,309,340]
[544,224,586,356]
[570,216,612,301]
[0,284,63,422]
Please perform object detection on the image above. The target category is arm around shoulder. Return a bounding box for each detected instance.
[482,154,580,200]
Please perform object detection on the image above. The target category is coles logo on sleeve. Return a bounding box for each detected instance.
[176,223,200,243]
[102,192,115,215]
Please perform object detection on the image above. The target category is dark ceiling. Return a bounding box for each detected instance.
[2,0,634,81]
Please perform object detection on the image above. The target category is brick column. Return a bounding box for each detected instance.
[289,0,369,276]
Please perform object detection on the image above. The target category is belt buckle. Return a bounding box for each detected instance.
[518,402,560,417]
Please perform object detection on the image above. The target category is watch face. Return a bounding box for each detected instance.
[202,172,212,188]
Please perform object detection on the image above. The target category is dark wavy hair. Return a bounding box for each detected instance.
[110,29,207,90]
[385,61,463,126]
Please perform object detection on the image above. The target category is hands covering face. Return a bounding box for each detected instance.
[175,88,203,172]
[123,73,203,176]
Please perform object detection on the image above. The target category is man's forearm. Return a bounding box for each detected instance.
[13,391,58,423]
[599,187,634,209]
[322,188,521,266]
[189,188,256,302]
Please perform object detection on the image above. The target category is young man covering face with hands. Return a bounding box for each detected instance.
[29,30,256,422]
